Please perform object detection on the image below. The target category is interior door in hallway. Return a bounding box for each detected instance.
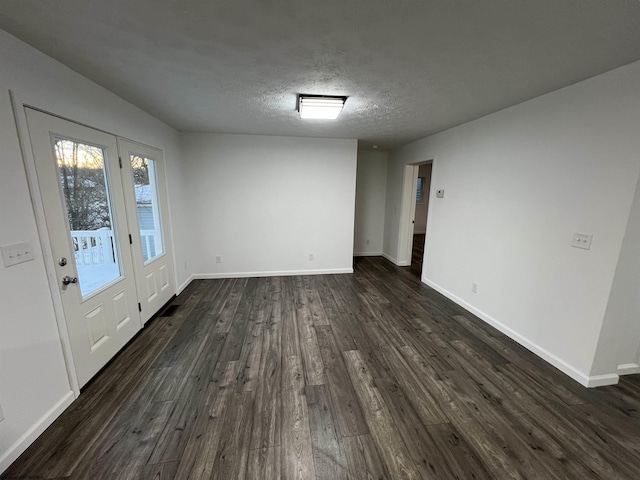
[26,108,141,387]
[118,139,175,323]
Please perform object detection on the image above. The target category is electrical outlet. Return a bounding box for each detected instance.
[215,255,222,263]
[436,189,445,198]
[308,253,315,261]
[572,233,593,250]
[1,241,35,267]
[471,282,478,293]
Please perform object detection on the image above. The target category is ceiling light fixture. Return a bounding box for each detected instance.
[298,94,346,120]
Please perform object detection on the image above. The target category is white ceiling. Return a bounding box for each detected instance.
[1,1,639,150]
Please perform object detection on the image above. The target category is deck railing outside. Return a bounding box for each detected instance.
[140,229,159,261]
[70,228,161,265]
[71,228,115,265]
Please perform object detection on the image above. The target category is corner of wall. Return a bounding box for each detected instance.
[0,391,75,474]
[423,276,618,388]
[589,171,640,379]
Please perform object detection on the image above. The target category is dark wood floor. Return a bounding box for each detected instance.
[5,257,640,479]
[410,233,426,278]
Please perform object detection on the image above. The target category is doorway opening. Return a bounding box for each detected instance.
[22,108,176,389]
[397,161,433,278]
[410,162,432,277]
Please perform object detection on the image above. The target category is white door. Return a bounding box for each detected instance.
[118,139,175,323]
[26,109,142,387]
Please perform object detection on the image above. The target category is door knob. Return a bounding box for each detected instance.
[62,275,78,286]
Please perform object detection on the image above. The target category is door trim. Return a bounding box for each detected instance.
[397,164,419,266]
[10,89,80,396]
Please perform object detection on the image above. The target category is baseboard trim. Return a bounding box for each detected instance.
[0,391,75,474]
[193,268,353,279]
[585,374,620,388]
[353,252,383,257]
[422,278,617,388]
[177,274,195,295]
[617,363,640,376]
[382,252,410,266]
[381,252,398,264]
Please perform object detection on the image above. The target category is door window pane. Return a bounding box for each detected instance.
[54,138,121,297]
[130,155,165,263]
[416,177,424,203]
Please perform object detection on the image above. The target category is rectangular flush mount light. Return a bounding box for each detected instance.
[298,95,346,120]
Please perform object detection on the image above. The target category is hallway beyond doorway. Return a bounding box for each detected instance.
[410,233,425,278]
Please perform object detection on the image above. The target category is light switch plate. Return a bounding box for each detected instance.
[436,189,445,198]
[572,233,593,250]
[1,241,35,267]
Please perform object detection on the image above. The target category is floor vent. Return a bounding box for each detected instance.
[160,304,180,317]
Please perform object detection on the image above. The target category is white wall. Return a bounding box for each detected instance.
[591,174,640,377]
[181,133,357,277]
[0,29,188,472]
[354,150,388,255]
[384,60,640,386]
[413,163,432,234]
[383,154,407,262]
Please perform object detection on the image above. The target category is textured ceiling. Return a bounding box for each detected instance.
[1,1,639,150]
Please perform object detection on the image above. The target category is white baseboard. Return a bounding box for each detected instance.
[382,252,411,266]
[0,391,75,474]
[177,274,195,295]
[422,278,618,388]
[193,268,353,280]
[617,363,640,376]
[353,252,383,257]
[381,252,398,264]
[585,374,620,388]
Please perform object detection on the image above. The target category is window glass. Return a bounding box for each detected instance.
[55,138,121,297]
[416,177,424,203]
[131,155,165,263]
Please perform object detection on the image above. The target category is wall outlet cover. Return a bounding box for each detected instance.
[436,189,445,198]
[572,233,593,250]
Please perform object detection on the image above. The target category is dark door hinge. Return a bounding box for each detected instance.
[119,157,122,168]
[138,303,142,312]
[129,234,132,244]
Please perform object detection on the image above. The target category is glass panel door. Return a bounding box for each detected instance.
[54,138,122,297]
[130,154,164,263]
[27,108,142,387]
[119,138,176,324]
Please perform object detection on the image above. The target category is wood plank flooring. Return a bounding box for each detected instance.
[410,233,425,278]
[4,256,640,479]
